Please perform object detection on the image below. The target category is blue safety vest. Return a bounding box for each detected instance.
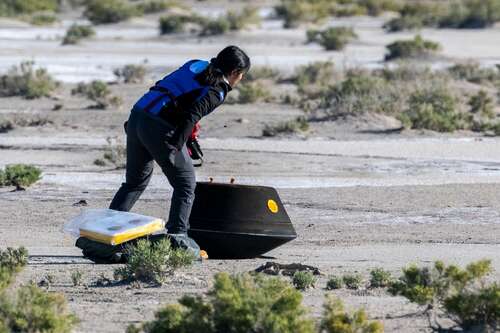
[134,59,211,115]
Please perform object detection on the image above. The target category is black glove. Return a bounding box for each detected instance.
[187,138,203,167]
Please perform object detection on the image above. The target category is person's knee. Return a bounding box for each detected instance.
[121,181,148,192]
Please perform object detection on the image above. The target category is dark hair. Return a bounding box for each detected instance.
[196,45,251,86]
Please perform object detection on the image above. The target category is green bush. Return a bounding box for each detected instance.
[0,247,28,291]
[401,85,466,132]
[0,61,58,99]
[262,116,310,137]
[307,27,357,51]
[199,17,230,36]
[385,35,441,61]
[356,0,401,16]
[114,64,146,83]
[236,81,272,104]
[326,275,343,290]
[321,295,383,333]
[62,24,95,45]
[389,259,498,332]
[71,80,122,109]
[30,12,58,26]
[342,273,363,290]
[84,0,136,24]
[292,271,316,290]
[113,238,195,285]
[0,0,58,16]
[133,272,316,333]
[227,6,261,30]
[0,164,42,189]
[0,283,78,333]
[369,268,393,288]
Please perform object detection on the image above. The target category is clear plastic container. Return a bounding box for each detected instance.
[64,209,165,245]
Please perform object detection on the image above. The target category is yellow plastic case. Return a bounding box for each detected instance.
[79,218,165,246]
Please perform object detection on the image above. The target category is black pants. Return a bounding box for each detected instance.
[109,109,196,234]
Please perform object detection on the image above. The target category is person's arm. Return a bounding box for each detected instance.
[168,84,229,151]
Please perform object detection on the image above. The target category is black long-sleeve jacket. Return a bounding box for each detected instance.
[162,80,232,150]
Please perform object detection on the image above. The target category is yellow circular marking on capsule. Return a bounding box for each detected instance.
[267,199,279,213]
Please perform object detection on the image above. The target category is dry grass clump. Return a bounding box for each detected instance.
[84,0,136,24]
[292,271,316,290]
[307,27,357,51]
[389,259,499,332]
[114,64,146,84]
[113,238,195,285]
[235,81,272,104]
[30,12,58,25]
[94,138,126,168]
[263,117,310,137]
[226,6,261,31]
[0,61,58,99]
[62,24,95,45]
[448,62,500,85]
[71,80,122,109]
[385,35,441,61]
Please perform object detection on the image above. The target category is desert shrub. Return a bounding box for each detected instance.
[135,0,170,14]
[469,90,495,119]
[292,271,316,290]
[71,80,122,109]
[0,164,42,189]
[0,119,14,133]
[262,116,310,137]
[383,2,445,32]
[439,0,500,29]
[307,27,357,51]
[114,64,146,83]
[226,6,261,30]
[62,24,95,45]
[342,273,363,290]
[133,272,316,333]
[114,238,195,285]
[400,85,467,132]
[356,0,401,16]
[275,0,334,28]
[326,275,343,290]
[294,61,338,99]
[236,81,271,104]
[0,61,58,99]
[369,268,393,288]
[0,247,28,291]
[0,283,78,333]
[321,295,383,333]
[385,35,441,61]
[0,0,58,16]
[448,62,500,84]
[199,17,230,36]
[84,0,136,24]
[389,259,498,332]
[324,72,401,116]
[159,14,194,34]
[245,66,281,82]
[30,12,58,26]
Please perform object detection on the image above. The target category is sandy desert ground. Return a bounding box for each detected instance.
[1,1,500,332]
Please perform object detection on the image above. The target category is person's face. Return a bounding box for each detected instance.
[227,70,244,87]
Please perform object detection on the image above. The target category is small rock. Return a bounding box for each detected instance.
[73,199,88,207]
